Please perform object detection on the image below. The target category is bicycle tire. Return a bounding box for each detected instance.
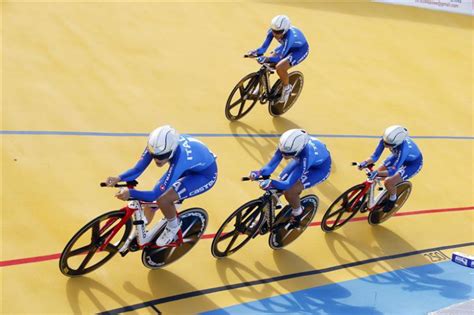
[321,184,366,232]
[142,208,208,269]
[368,181,412,225]
[225,73,261,121]
[211,199,265,258]
[269,194,319,249]
[268,71,304,117]
[59,210,132,277]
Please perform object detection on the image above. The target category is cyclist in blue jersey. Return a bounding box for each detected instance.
[248,15,309,104]
[105,125,218,246]
[358,125,423,213]
[249,129,331,226]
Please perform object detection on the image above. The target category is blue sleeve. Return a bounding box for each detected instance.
[129,159,185,202]
[260,150,283,176]
[267,34,295,63]
[271,155,308,190]
[387,144,409,176]
[119,148,153,181]
[256,30,273,55]
[370,140,385,162]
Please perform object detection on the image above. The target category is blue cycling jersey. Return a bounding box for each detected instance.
[260,137,330,190]
[119,136,216,202]
[256,27,309,64]
[370,137,422,176]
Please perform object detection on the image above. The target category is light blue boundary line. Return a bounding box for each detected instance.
[1,130,473,140]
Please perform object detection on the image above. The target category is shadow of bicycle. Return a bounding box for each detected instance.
[214,257,294,314]
[323,226,471,300]
[228,121,279,166]
[122,269,221,314]
[66,277,133,314]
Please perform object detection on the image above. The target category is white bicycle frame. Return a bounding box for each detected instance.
[357,164,389,210]
[118,200,182,253]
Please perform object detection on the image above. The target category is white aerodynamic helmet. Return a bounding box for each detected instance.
[147,125,180,160]
[271,15,291,34]
[383,125,408,147]
[279,129,310,156]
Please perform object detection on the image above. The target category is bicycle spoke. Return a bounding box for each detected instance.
[237,103,245,116]
[216,231,233,242]
[91,221,100,242]
[224,231,240,255]
[68,244,94,257]
[332,208,346,227]
[104,243,119,254]
[229,98,243,109]
[78,246,99,271]
[326,206,346,219]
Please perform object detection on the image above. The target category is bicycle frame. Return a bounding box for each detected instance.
[97,199,184,253]
[346,165,387,212]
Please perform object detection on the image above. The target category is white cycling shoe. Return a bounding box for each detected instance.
[279,84,293,104]
[155,220,182,246]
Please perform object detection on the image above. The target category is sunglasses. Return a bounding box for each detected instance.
[282,151,297,157]
[383,141,395,147]
[150,151,172,161]
[271,29,285,35]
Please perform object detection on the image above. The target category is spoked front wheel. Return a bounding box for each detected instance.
[211,199,265,258]
[321,184,367,232]
[368,181,412,225]
[225,73,261,121]
[269,194,319,249]
[268,71,304,116]
[59,210,132,277]
[142,208,208,269]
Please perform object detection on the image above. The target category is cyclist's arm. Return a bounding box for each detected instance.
[369,139,385,163]
[260,150,283,176]
[119,148,153,181]
[129,162,184,202]
[267,34,294,63]
[271,156,307,190]
[255,30,273,55]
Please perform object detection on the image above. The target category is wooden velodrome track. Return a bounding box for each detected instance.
[2,1,473,314]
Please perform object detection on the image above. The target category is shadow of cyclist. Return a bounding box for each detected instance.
[323,225,471,300]
[122,269,220,314]
[66,277,131,314]
[214,257,297,313]
[252,249,383,314]
[370,225,471,299]
[228,121,279,166]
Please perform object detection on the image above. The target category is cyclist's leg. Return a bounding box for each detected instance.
[276,58,291,86]
[156,163,217,245]
[300,157,332,191]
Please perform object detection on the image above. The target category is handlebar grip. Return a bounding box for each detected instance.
[351,162,358,166]
[100,180,139,187]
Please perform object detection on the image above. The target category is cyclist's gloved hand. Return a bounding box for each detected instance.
[368,170,379,180]
[358,161,368,170]
[247,50,258,57]
[257,56,268,64]
[249,170,261,180]
[115,187,130,201]
[259,179,272,190]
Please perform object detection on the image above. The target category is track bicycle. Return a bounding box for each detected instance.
[224,54,304,121]
[59,180,208,276]
[321,163,412,232]
[211,176,318,258]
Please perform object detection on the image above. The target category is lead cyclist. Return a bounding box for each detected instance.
[248,15,310,105]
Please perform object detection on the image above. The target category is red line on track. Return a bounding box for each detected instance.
[1,205,473,268]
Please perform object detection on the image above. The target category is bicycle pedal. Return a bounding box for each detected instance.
[119,249,129,257]
[129,239,140,252]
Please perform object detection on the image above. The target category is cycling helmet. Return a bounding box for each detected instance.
[279,129,310,156]
[271,15,291,34]
[383,125,408,146]
[147,125,180,160]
